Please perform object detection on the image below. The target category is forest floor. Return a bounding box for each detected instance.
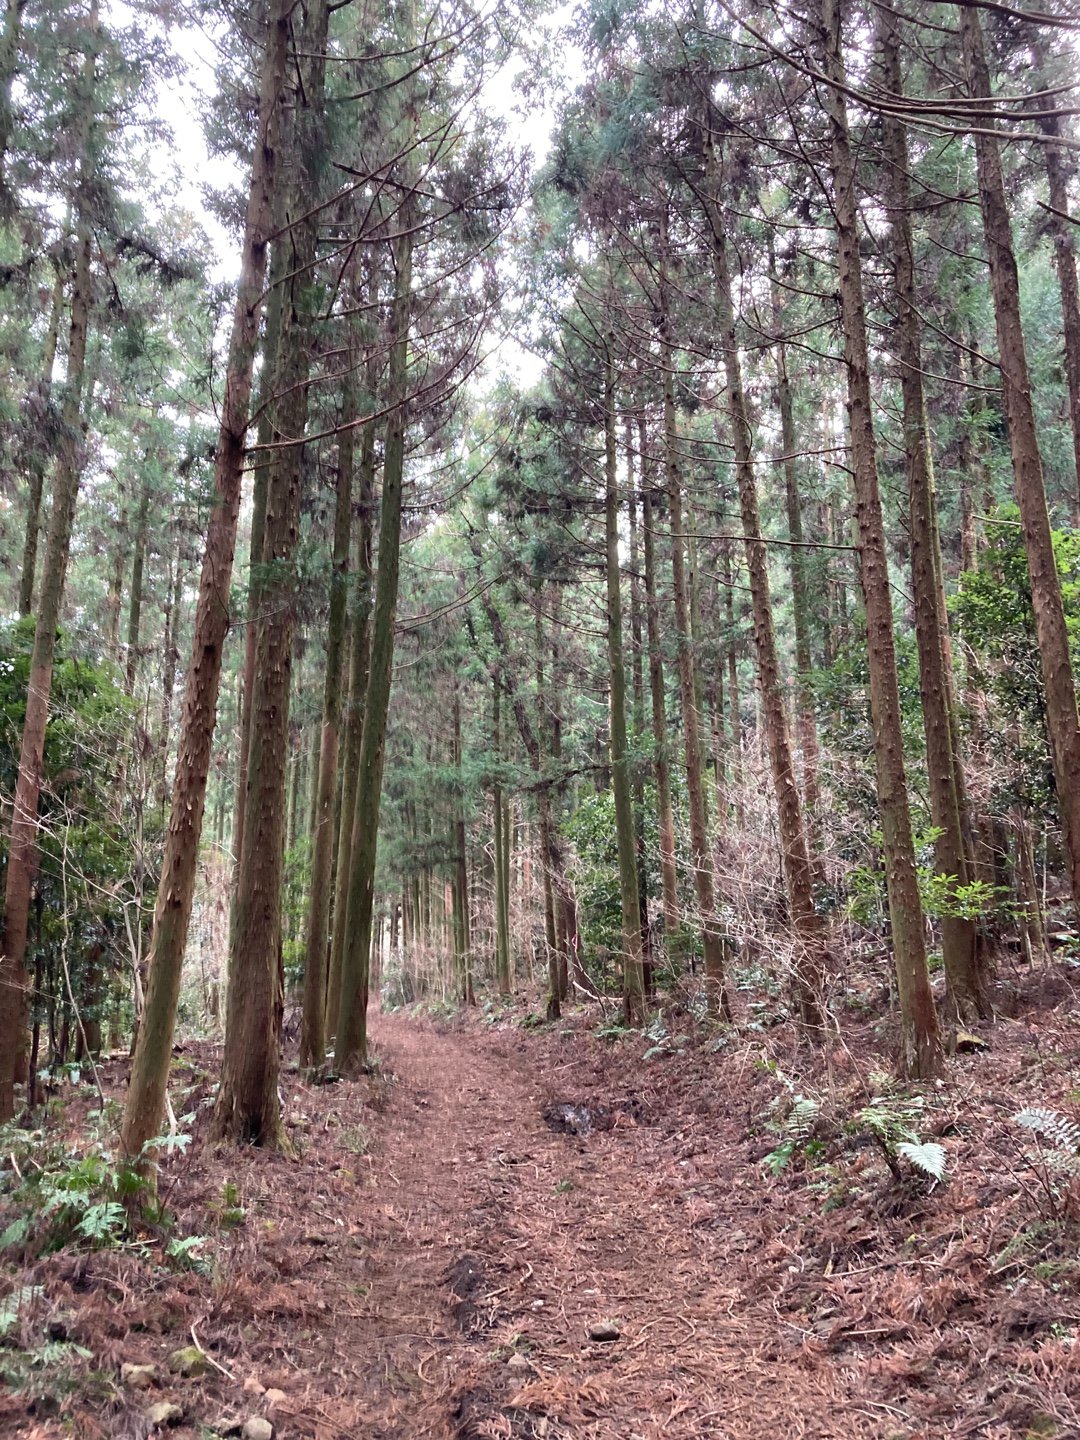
[3,968,1080,1439]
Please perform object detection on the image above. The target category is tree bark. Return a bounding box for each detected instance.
[1032,34,1080,521]
[120,0,289,1166]
[215,0,329,1143]
[299,354,354,1067]
[639,416,680,945]
[880,11,985,1024]
[0,8,98,1119]
[962,7,1080,922]
[603,347,645,1023]
[18,262,64,616]
[334,176,416,1073]
[768,253,820,821]
[701,125,826,1034]
[125,463,152,694]
[325,380,376,1043]
[493,673,512,993]
[626,419,653,992]
[819,0,942,1077]
[660,215,730,1016]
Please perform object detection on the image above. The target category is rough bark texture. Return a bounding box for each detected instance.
[120,1,289,1166]
[639,417,680,943]
[962,8,1080,922]
[335,181,416,1074]
[626,421,653,992]
[215,0,330,1144]
[880,13,985,1025]
[702,127,826,1034]
[125,466,152,694]
[660,219,730,1018]
[493,675,512,994]
[325,393,376,1043]
[299,356,355,1067]
[0,13,97,1119]
[603,351,645,1024]
[820,0,941,1078]
[769,263,820,821]
[0,0,21,198]
[1033,35,1080,520]
[18,263,64,617]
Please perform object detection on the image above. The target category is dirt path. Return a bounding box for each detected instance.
[264,1011,874,1440]
[11,1002,1076,1439]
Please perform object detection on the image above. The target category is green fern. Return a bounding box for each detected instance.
[762,1093,821,1173]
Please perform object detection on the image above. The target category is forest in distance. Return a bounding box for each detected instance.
[3,0,1080,1435]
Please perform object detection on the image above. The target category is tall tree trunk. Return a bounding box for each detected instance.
[232,213,289,876]
[18,262,64,616]
[660,216,730,1016]
[452,684,474,1004]
[768,249,820,821]
[493,674,512,993]
[125,463,152,694]
[722,541,744,822]
[335,178,416,1073]
[476,573,563,1016]
[1033,35,1080,521]
[120,0,289,1166]
[0,8,98,1119]
[0,0,21,200]
[158,548,183,806]
[325,386,376,1043]
[603,348,645,1024]
[880,12,985,1024]
[215,0,329,1144]
[819,0,941,1077]
[962,8,1080,922]
[299,358,354,1067]
[701,125,826,1034]
[626,418,653,992]
[639,416,680,945]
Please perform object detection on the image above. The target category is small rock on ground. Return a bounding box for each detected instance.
[587,1321,621,1342]
[167,1345,207,1377]
[120,1362,157,1390]
[242,1419,274,1440]
[146,1401,184,1428]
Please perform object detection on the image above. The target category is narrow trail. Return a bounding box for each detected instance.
[280,1010,870,1440]
[13,1000,1076,1438]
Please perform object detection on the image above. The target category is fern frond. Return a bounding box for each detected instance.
[1015,1107,1080,1155]
[897,1141,947,1183]
[785,1096,820,1140]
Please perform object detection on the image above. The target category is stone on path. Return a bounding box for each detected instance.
[167,1344,207,1377]
[120,1362,157,1390]
[587,1321,621,1342]
[146,1400,184,1428]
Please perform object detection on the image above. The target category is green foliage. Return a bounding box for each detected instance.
[762,1094,822,1175]
[853,1074,947,1185]
[0,1119,200,1259]
[0,1284,92,1399]
[847,828,1012,931]
[565,779,693,983]
[165,1234,212,1275]
[952,508,1080,815]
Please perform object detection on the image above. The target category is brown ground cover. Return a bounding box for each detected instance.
[2,970,1080,1439]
